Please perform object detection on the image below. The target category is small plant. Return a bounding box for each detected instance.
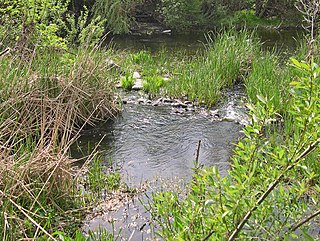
[120,74,135,90]
[143,75,167,94]
[87,157,121,194]
[131,50,153,65]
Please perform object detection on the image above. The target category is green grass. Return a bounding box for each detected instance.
[120,74,134,90]
[165,30,260,106]
[219,10,282,28]
[244,51,293,113]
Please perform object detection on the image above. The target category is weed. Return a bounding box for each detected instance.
[120,74,135,90]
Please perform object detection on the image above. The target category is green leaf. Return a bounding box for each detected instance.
[291,58,301,67]
[256,94,266,104]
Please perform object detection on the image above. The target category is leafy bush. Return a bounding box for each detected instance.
[0,0,70,49]
[92,0,143,34]
[158,0,204,30]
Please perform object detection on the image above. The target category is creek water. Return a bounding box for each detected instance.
[111,28,304,54]
[76,29,306,240]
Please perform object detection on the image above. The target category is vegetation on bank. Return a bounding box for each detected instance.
[0,1,126,240]
[89,0,301,33]
[1,0,319,240]
[0,0,301,36]
[0,40,126,239]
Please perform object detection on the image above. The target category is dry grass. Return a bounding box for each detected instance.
[0,44,120,239]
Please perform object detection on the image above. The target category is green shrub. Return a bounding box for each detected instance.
[92,0,143,34]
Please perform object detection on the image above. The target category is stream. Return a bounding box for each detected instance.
[74,29,305,240]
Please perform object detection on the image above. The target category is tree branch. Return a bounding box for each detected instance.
[227,138,320,241]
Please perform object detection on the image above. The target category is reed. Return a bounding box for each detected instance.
[0,44,120,239]
[244,52,292,113]
[166,30,260,106]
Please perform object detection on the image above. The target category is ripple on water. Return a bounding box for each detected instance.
[74,103,243,184]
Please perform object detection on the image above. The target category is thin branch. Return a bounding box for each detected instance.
[195,140,201,168]
[290,209,320,232]
[227,138,320,241]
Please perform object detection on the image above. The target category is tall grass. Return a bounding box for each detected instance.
[0,44,120,239]
[166,30,260,106]
[244,52,293,113]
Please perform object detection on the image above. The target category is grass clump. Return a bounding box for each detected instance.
[143,75,168,94]
[244,52,293,113]
[166,30,260,106]
[120,74,135,90]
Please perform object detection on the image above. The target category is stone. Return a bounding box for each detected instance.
[172,101,188,108]
[184,101,193,105]
[163,98,173,103]
[132,71,141,79]
[131,78,143,91]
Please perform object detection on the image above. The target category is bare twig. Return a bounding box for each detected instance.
[296,0,320,61]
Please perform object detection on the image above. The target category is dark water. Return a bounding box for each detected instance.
[110,29,305,55]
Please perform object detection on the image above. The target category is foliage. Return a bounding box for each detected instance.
[157,0,256,30]
[92,0,143,34]
[60,6,106,47]
[244,51,292,113]
[0,0,107,49]
[219,9,282,27]
[0,0,70,49]
[157,0,204,30]
[143,75,168,94]
[148,59,320,240]
[119,49,171,95]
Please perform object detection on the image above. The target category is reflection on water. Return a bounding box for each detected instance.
[109,29,305,55]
